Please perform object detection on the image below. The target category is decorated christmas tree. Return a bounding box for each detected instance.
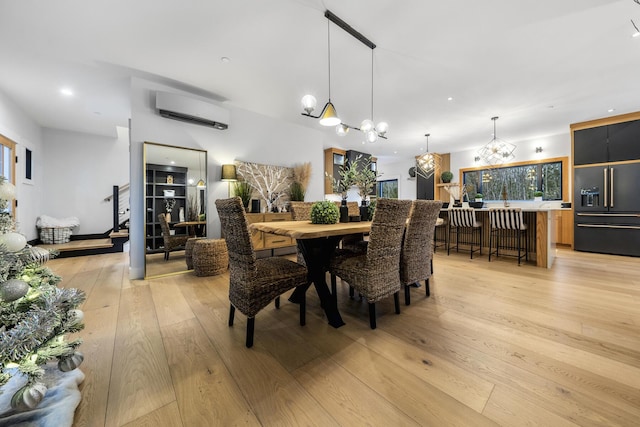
[0,176,85,412]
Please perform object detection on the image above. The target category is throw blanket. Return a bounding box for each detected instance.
[0,363,84,427]
[36,216,80,228]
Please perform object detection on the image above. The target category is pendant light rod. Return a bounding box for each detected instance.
[327,19,332,101]
[324,10,376,49]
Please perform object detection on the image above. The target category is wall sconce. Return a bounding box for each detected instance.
[474,156,481,162]
[535,147,543,153]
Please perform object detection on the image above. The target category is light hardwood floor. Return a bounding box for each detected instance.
[49,248,640,426]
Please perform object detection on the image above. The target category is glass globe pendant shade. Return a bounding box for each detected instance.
[318,102,341,126]
[365,130,378,143]
[375,121,389,136]
[336,124,349,136]
[360,119,374,133]
[301,95,317,114]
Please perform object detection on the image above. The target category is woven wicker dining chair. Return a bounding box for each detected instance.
[289,201,315,266]
[158,214,190,260]
[328,198,412,329]
[215,197,308,348]
[400,200,443,305]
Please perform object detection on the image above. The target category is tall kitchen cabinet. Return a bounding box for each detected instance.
[571,112,640,256]
[145,163,188,252]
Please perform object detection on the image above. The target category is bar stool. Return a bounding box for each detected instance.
[447,208,482,259]
[488,208,528,265]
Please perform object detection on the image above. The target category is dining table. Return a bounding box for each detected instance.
[174,220,207,237]
[249,220,372,328]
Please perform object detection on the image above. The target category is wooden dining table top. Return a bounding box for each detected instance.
[250,220,371,239]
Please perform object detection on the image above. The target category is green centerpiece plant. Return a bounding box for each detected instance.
[310,201,339,224]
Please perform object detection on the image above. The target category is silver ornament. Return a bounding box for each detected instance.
[10,383,48,411]
[58,351,84,372]
[0,279,29,302]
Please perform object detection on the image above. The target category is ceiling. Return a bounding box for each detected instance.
[1,0,639,161]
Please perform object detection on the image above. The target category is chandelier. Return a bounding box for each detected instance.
[300,10,388,142]
[476,116,516,167]
[415,133,442,179]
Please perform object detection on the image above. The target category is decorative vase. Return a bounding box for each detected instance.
[339,204,349,223]
[359,201,369,221]
[165,212,171,223]
[179,207,185,222]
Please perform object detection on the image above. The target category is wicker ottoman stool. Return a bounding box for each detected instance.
[192,239,229,276]
[185,237,206,270]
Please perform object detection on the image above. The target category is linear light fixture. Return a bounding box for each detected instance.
[300,10,388,142]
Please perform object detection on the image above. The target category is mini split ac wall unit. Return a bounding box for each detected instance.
[155,91,230,130]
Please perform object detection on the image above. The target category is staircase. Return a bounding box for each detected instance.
[37,230,129,258]
[36,184,130,258]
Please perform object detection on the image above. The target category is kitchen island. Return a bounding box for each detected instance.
[437,207,571,268]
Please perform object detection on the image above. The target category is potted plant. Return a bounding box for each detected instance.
[533,190,543,202]
[289,181,305,202]
[440,171,453,183]
[310,200,340,224]
[475,193,483,202]
[233,181,253,211]
[355,157,380,220]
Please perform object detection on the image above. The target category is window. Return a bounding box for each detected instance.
[461,157,568,201]
[0,134,16,216]
[25,148,32,180]
[377,179,398,198]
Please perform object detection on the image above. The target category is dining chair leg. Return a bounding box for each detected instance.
[299,292,306,326]
[275,296,280,309]
[246,317,255,348]
[425,278,430,297]
[517,231,522,265]
[430,258,433,275]
[349,286,355,298]
[489,228,493,262]
[368,303,377,329]
[331,274,337,304]
[228,304,235,326]
[404,284,411,306]
[394,292,400,314]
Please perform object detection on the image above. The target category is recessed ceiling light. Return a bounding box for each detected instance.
[60,87,74,97]
[447,97,453,101]
[419,147,424,151]
[170,160,175,165]
[220,57,230,63]
[608,108,615,113]
[393,151,398,154]
[633,32,640,38]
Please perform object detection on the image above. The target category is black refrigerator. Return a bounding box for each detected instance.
[573,118,640,256]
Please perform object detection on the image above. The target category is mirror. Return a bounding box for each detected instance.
[144,142,207,278]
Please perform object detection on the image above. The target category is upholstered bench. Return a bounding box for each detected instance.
[192,239,229,276]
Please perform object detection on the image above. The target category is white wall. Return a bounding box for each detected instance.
[451,132,571,180]
[42,126,130,234]
[129,77,328,278]
[376,132,572,202]
[0,89,45,240]
[376,159,416,200]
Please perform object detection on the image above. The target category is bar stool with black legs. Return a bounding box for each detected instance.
[488,207,528,265]
[447,208,482,259]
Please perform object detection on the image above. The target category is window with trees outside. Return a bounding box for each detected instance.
[461,157,568,202]
[377,179,398,198]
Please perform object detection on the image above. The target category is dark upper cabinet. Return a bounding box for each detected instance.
[607,120,640,162]
[416,174,434,200]
[573,126,607,165]
[574,119,640,165]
